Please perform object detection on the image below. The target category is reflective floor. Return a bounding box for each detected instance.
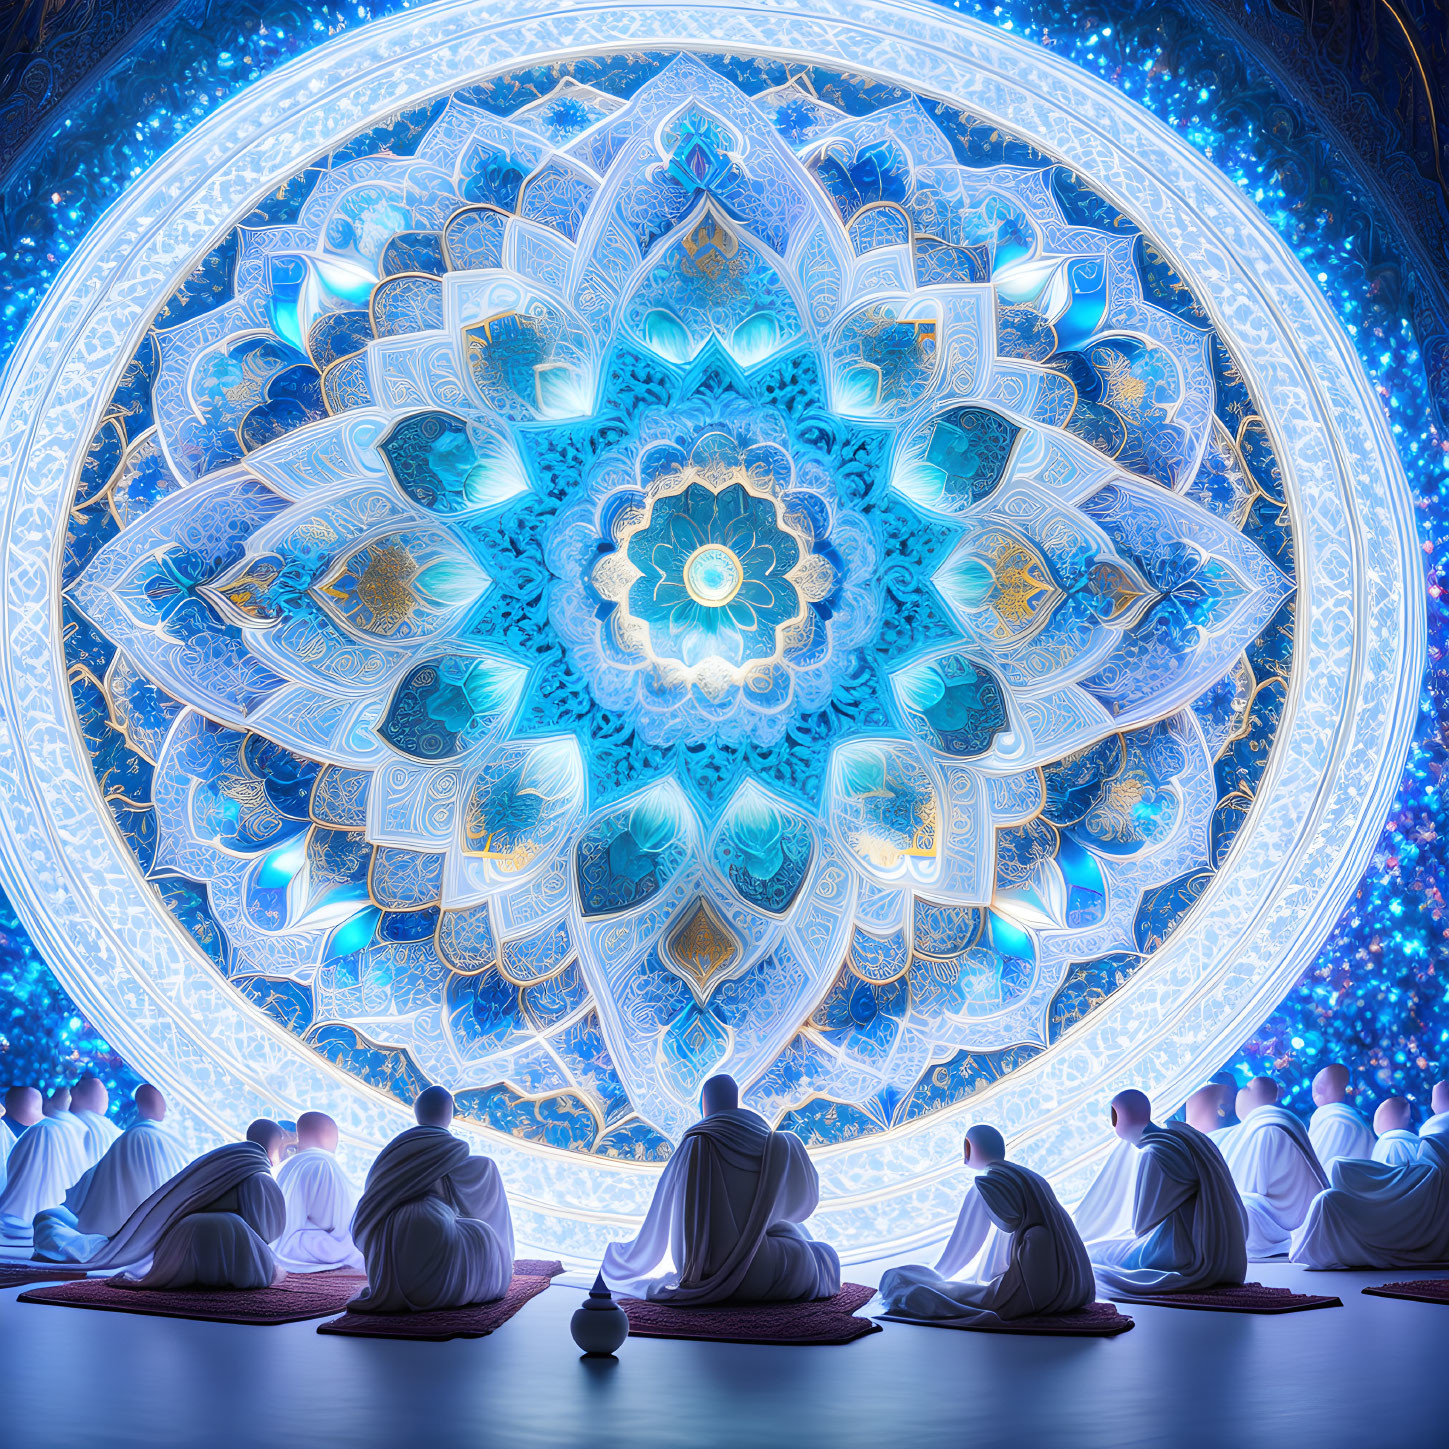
[3,1260,1444,1449]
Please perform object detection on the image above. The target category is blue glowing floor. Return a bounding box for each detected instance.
[3,1260,1445,1449]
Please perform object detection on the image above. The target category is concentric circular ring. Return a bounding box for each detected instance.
[0,0,1419,1261]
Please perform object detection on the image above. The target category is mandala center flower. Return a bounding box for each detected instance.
[683,544,743,606]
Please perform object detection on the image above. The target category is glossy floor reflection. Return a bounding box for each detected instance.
[2,1260,1445,1449]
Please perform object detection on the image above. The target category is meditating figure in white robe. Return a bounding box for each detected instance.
[68,1075,121,1166]
[349,1088,512,1312]
[1291,1133,1449,1269]
[0,1091,90,1243]
[1308,1064,1375,1167]
[1372,1098,1420,1167]
[32,1085,192,1262]
[878,1124,1093,1325]
[2,1085,41,1159]
[1077,1088,1248,1297]
[1216,1076,1326,1258]
[274,1111,363,1273]
[75,1120,288,1289]
[602,1074,840,1304]
[1420,1080,1449,1138]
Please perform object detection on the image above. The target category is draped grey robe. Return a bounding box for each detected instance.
[1292,1134,1449,1269]
[1218,1106,1327,1259]
[879,1160,1094,1324]
[601,1108,839,1304]
[1080,1122,1248,1296]
[76,1140,283,1289]
[33,1119,192,1261]
[349,1126,513,1312]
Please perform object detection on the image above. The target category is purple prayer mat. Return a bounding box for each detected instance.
[1106,1281,1342,1313]
[316,1260,565,1340]
[0,1261,90,1288]
[1361,1279,1449,1305]
[879,1300,1135,1336]
[619,1282,882,1345]
[18,1268,368,1324]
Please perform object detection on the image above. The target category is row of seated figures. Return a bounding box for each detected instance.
[2,1071,1447,1321]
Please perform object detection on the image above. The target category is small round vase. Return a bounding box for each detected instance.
[571,1273,630,1356]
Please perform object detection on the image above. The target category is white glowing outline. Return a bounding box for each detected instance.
[0,0,1420,1262]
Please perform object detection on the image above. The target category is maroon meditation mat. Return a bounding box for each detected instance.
[620,1282,882,1346]
[18,1267,368,1324]
[0,1261,91,1288]
[880,1300,1135,1337]
[1361,1279,1449,1305]
[317,1260,564,1340]
[1106,1281,1341,1314]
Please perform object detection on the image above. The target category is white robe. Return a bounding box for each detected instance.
[71,1109,122,1166]
[1292,1135,1449,1269]
[0,1117,18,1158]
[602,1108,840,1304]
[0,1115,90,1242]
[878,1160,1094,1325]
[349,1126,513,1312]
[31,1120,192,1262]
[1218,1106,1327,1258]
[1308,1102,1375,1167]
[1417,1111,1449,1138]
[274,1149,363,1273]
[72,1141,284,1289]
[1080,1122,1248,1296]
[1372,1129,1421,1168]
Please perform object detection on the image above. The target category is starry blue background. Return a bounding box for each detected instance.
[0,0,1443,1129]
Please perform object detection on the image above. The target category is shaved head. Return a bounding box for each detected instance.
[1185,1084,1222,1133]
[1235,1086,1254,1120]
[133,1084,166,1121]
[701,1074,739,1117]
[72,1074,108,1114]
[415,1086,455,1127]
[1244,1076,1279,1113]
[1111,1089,1152,1142]
[1211,1070,1240,1127]
[297,1111,339,1152]
[1432,1081,1448,1115]
[964,1124,1006,1166]
[246,1118,288,1165]
[43,1087,71,1115]
[1313,1064,1351,1106]
[4,1086,41,1125]
[1374,1097,1411,1134]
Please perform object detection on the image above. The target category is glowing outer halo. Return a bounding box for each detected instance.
[0,0,1420,1262]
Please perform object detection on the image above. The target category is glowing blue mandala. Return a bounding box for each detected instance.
[0,2,1418,1261]
[57,50,1297,1150]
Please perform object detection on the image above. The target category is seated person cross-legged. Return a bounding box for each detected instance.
[1076,1089,1248,1298]
[1214,1076,1327,1259]
[348,1088,513,1314]
[601,1073,840,1305]
[33,1084,192,1262]
[75,1119,288,1290]
[273,1111,364,1273]
[0,1089,91,1244]
[878,1124,1094,1326]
